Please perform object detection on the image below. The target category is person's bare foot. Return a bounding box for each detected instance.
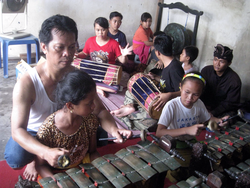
[23,161,38,181]
[110,104,135,117]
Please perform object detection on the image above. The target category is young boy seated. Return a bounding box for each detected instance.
[179,46,199,74]
[111,35,184,119]
[108,11,127,48]
[133,12,153,65]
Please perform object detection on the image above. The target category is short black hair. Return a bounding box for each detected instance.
[39,14,78,46]
[56,70,96,110]
[141,12,152,22]
[213,44,233,63]
[184,46,199,64]
[154,35,172,56]
[109,11,123,20]
[94,17,109,29]
[153,31,166,37]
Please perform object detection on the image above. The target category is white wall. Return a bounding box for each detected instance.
[5,0,158,56]
[2,0,250,101]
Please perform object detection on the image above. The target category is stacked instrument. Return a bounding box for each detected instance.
[38,140,181,188]
[201,120,250,165]
[169,158,250,188]
[171,115,250,188]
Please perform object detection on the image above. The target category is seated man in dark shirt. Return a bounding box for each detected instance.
[200,44,241,117]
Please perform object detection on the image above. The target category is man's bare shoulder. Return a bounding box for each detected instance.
[13,69,36,104]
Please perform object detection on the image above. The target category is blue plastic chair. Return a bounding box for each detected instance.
[0,35,40,78]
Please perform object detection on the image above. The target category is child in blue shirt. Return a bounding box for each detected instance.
[108,11,127,48]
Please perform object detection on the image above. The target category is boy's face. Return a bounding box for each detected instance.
[213,56,231,76]
[141,18,152,29]
[179,49,189,63]
[154,49,160,59]
[109,16,122,31]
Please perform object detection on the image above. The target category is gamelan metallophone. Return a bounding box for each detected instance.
[197,121,250,164]
[170,120,250,188]
[169,158,250,188]
[38,140,181,188]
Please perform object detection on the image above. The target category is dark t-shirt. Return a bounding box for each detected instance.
[148,49,159,62]
[201,65,241,116]
[108,30,127,48]
[160,58,184,92]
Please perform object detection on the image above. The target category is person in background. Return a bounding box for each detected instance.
[76,17,132,65]
[4,14,131,181]
[200,44,241,117]
[107,11,136,73]
[111,35,184,117]
[76,17,132,96]
[179,45,199,74]
[144,31,167,75]
[156,72,229,182]
[108,11,127,48]
[132,12,154,65]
